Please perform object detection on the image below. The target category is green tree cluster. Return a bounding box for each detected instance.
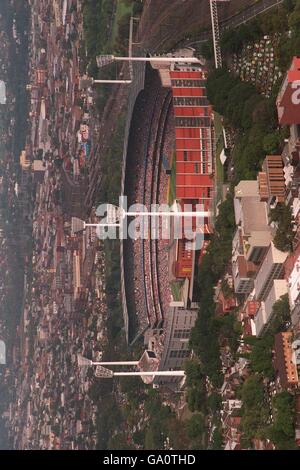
[267,391,297,449]
[269,204,295,252]
[185,414,205,440]
[220,1,296,71]
[207,69,278,182]
[243,294,290,379]
[185,359,207,412]
[245,335,275,379]
[240,376,269,444]
[190,194,236,388]
[215,313,241,354]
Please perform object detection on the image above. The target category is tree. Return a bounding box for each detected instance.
[263,132,282,155]
[108,433,133,450]
[211,427,223,450]
[269,294,291,334]
[267,391,297,449]
[248,335,274,378]
[133,0,144,15]
[215,313,241,353]
[186,414,205,440]
[240,376,269,441]
[184,359,204,387]
[207,392,222,413]
[283,0,296,13]
[133,429,145,446]
[144,425,164,450]
[270,204,295,252]
[241,376,264,409]
[288,8,300,29]
[201,41,214,60]
[187,387,206,412]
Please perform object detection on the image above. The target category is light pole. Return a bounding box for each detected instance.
[77,355,139,367]
[78,354,185,382]
[83,203,210,229]
[96,55,201,66]
[89,54,202,86]
[79,77,131,90]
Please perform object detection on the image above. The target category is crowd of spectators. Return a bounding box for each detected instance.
[123,67,173,341]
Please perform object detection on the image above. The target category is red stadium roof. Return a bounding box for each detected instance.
[170,70,214,204]
[170,68,214,279]
[172,87,204,97]
[170,71,203,79]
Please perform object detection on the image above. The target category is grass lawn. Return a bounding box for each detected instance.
[171,281,183,302]
[111,0,133,46]
[214,111,224,184]
[213,112,225,209]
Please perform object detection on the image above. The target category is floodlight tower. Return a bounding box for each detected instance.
[77,355,139,367]
[84,202,210,229]
[78,352,185,383]
[209,0,230,69]
[92,54,202,85]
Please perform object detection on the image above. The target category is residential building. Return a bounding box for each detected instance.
[258,155,286,204]
[214,280,237,315]
[253,279,288,337]
[33,159,46,183]
[287,253,300,310]
[232,180,271,294]
[20,150,31,171]
[254,242,288,301]
[288,124,300,158]
[35,67,47,86]
[232,254,256,295]
[152,306,197,389]
[274,332,299,389]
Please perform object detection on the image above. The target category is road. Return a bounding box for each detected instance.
[221,0,284,30]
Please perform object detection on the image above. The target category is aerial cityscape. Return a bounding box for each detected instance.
[1,0,300,453]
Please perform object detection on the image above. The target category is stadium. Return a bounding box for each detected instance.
[120,53,215,384]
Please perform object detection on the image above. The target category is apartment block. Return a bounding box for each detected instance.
[253,279,288,337]
[254,242,288,301]
[232,180,271,294]
[258,155,286,204]
[274,332,299,389]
